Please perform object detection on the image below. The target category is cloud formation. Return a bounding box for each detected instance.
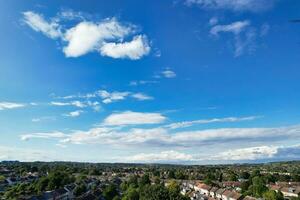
[186,0,275,12]
[22,11,151,60]
[64,110,83,117]
[103,111,166,126]
[210,20,261,57]
[100,35,150,60]
[55,89,153,104]
[23,11,62,39]
[165,116,260,129]
[125,150,194,163]
[20,131,67,141]
[0,102,26,110]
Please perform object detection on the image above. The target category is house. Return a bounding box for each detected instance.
[222,190,233,200]
[216,189,225,200]
[196,183,212,196]
[280,187,300,198]
[34,188,69,200]
[229,191,242,200]
[209,187,219,198]
[64,184,76,199]
[269,184,282,192]
[243,196,257,200]
[76,192,98,200]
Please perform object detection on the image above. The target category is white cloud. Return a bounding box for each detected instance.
[100,35,150,60]
[210,144,300,162]
[23,12,151,60]
[32,116,56,122]
[129,80,159,86]
[97,90,130,104]
[209,17,218,26]
[50,101,86,108]
[22,11,62,39]
[64,110,83,117]
[103,111,166,126]
[212,146,278,160]
[165,116,260,129]
[185,0,275,12]
[59,125,300,148]
[210,20,258,57]
[131,93,154,101]
[161,70,177,78]
[20,131,67,141]
[210,20,250,36]
[63,19,133,57]
[0,102,25,110]
[125,150,194,163]
[0,145,59,162]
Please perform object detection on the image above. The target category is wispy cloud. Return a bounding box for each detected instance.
[63,110,83,117]
[129,80,159,86]
[0,102,26,110]
[125,150,195,163]
[22,11,151,60]
[22,11,62,39]
[54,89,153,104]
[165,116,260,129]
[209,20,263,57]
[20,131,67,141]
[50,100,86,108]
[22,120,300,149]
[32,116,56,122]
[210,20,250,36]
[103,111,166,126]
[131,93,154,101]
[185,0,276,12]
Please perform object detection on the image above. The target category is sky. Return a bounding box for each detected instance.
[0,0,300,164]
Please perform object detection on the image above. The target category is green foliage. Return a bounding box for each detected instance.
[248,176,268,197]
[122,186,139,200]
[138,174,151,187]
[240,171,250,179]
[140,184,169,200]
[74,183,87,196]
[263,190,284,200]
[103,184,119,200]
[168,170,176,179]
[0,175,5,182]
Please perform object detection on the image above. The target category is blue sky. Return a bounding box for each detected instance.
[0,0,300,164]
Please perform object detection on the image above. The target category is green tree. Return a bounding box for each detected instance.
[263,190,284,200]
[140,184,169,200]
[139,174,151,187]
[122,186,139,200]
[249,176,268,197]
[103,184,119,200]
[74,183,87,197]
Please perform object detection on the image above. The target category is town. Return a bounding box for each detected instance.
[0,161,299,200]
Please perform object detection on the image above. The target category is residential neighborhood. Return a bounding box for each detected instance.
[0,161,299,200]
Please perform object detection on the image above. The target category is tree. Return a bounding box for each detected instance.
[168,170,176,179]
[74,183,87,197]
[249,176,268,197]
[0,175,6,182]
[139,174,151,187]
[140,184,169,200]
[241,181,250,193]
[241,172,250,179]
[103,184,119,200]
[122,186,139,200]
[263,190,284,200]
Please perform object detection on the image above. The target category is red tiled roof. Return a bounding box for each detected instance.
[222,190,233,197]
[229,191,242,199]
